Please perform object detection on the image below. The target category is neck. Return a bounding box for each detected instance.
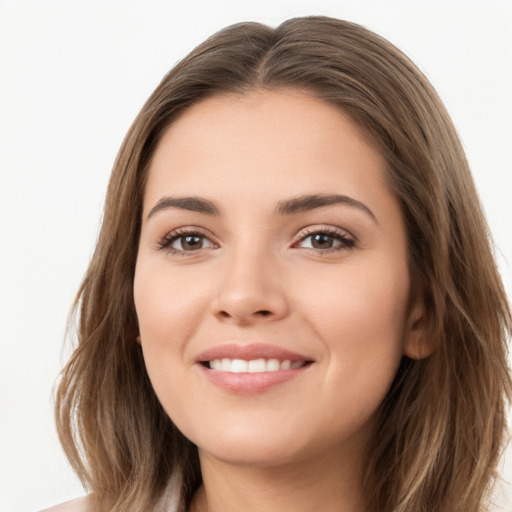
[189,445,366,512]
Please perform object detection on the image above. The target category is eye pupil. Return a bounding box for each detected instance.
[182,235,202,250]
[312,234,334,249]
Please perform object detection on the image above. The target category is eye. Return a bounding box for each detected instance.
[158,229,216,254]
[295,228,355,252]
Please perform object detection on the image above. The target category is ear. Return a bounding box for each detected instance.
[136,335,142,345]
[403,300,434,360]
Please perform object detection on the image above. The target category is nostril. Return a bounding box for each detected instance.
[215,308,277,322]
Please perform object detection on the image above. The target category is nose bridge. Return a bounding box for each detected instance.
[212,234,288,323]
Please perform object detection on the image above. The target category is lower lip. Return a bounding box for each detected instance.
[198,364,311,394]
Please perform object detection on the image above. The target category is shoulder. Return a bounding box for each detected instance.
[39,496,90,512]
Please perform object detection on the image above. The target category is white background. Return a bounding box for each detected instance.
[0,1,511,511]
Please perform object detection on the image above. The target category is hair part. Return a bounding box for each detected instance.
[56,16,511,512]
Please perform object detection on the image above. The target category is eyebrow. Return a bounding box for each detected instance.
[147,193,377,223]
[276,194,378,223]
[147,196,221,219]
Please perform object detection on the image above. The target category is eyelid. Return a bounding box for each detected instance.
[292,225,356,251]
[155,224,356,255]
[157,226,219,254]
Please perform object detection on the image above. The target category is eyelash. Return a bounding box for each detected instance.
[157,226,356,255]
[294,227,356,253]
[157,228,215,255]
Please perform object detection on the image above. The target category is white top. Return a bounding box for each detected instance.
[39,472,184,511]
[39,497,90,512]
[39,478,183,512]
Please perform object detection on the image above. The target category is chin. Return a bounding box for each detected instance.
[191,425,308,468]
[200,443,302,468]
[195,424,355,471]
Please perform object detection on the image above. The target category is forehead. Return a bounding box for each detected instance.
[143,89,392,215]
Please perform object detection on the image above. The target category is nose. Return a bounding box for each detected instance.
[210,246,289,325]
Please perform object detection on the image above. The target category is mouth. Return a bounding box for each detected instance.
[196,343,314,393]
[202,358,311,373]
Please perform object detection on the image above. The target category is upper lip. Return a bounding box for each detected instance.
[196,343,312,363]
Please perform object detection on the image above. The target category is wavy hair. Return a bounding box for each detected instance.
[55,16,511,512]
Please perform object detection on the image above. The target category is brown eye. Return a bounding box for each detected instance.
[158,230,216,253]
[296,229,355,251]
[310,233,335,249]
[177,235,205,251]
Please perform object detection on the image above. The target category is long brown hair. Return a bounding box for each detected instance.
[56,16,511,512]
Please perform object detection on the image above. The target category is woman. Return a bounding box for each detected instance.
[48,16,510,512]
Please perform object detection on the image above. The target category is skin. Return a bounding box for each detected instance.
[134,89,427,512]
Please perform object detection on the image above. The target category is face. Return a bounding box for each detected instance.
[134,89,423,468]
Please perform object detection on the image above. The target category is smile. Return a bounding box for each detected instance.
[196,343,314,393]
[208,358,306,373]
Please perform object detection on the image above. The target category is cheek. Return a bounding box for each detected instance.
[295,259,409,391]
[297,252,409,339]
[133,261,210,397]
[134,260,208,339]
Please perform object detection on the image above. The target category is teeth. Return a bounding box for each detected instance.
[231,359,248,373]
[281,360,291,370]
[248,359,266,372]
[266,358,280,371]
[208,358,306,373]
